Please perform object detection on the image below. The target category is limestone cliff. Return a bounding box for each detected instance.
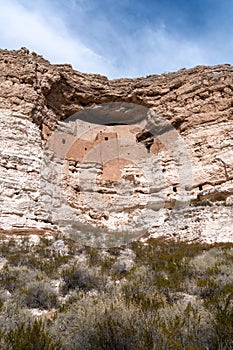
[0,48,232,245]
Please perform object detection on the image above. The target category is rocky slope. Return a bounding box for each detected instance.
[0,48,232,245]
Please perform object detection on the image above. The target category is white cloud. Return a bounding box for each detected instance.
[138,26,209,74]
[91,24,209,78]
[0,0,112,75]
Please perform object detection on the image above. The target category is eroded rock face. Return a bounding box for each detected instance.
[1,48,233,132]
[0,110,53,229]
[0,48,232,245]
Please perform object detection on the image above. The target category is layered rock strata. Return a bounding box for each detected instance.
[0,110,53,229]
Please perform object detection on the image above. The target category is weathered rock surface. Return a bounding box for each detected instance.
[1,48,233,133]
[0,110,53,229]
[0,48,232,245]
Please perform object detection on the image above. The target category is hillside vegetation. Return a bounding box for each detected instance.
[0,233,232,349]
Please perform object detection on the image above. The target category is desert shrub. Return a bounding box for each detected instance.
[53,294,155,350]
[0,237,73,278]
[92,305,155,350]
[204,284,233,349]
[84,246,120,275]
[0,265,40,293]
[53,292,216,350]
[0,237,232,349]
[196,278,219,299]
[189,246,233,298]
[23,253,69,278]
[0,289,12,310]
[216,263,233,287]
[109,248,135,277]
[0,301,32,334]
[157,301,214,349]
[93,300,213,350]
[121,265,165,309]
[0,237,17,255]
[85,246,102,266]
[3,319,63,350]
[52,294,107,349]
[124,240,206,303]
[190,247,225,273]
[19,281,58,310]
[11,250,71,278]
[60,264,104,295]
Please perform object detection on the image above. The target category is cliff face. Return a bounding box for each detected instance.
[0,48,232,245]
[1,47,233,130]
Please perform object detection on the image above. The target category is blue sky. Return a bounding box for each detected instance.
[0,0,233,78]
